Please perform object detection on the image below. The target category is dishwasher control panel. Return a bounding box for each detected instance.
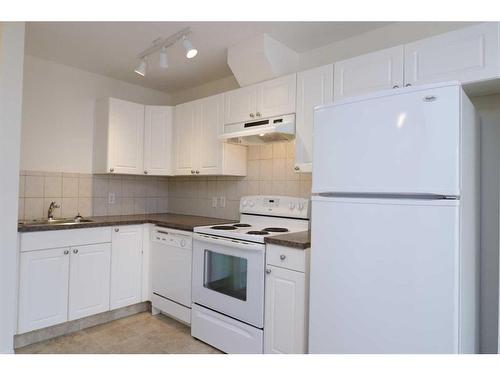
[152,227,192,249]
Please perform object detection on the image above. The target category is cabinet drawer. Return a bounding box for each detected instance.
[20,227,112,252]
[266,244,307,272]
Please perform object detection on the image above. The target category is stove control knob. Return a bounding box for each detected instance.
[242,200,247,207]
[249,201,255,207]
[298,203,305,211]
[289,202,296,210]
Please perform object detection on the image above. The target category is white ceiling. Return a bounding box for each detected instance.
[25,22,392,94]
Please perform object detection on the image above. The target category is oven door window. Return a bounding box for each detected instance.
[204,250,248,301]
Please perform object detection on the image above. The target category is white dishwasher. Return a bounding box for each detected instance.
[151,226,193,324]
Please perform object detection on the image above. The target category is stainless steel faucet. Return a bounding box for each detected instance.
[47,201,60,220]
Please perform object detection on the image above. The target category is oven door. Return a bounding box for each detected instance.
[192,233,265,328]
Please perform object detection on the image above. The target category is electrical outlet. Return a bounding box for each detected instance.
[212,197,218,208]
[219,196,226,208]
[108,192,115,204]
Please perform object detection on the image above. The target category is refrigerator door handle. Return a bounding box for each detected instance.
[314,192,459,200]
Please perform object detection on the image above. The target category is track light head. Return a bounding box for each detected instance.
[134,58,147,76]
[159,46,168,69]
[182,36,198,59]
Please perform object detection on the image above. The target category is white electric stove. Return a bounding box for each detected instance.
[191,195,309,354]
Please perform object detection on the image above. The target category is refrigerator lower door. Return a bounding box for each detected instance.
[309,196,460,353]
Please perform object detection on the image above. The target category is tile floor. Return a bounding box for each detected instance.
[15,312,221,354]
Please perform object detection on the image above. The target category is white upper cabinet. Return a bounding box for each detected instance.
[295,64,333,173]
[224,85,258,124]
[94,98,173,176]
[68,243,111,320]
[404,23,500,87]
[144,106,173,176]
[18,247,70,334]
[197,94,224,174]
[174,101,197,175]
[334,46,405,101]
[224,74,296,124]
[96,98,145,174]
[257,73,297,119]
[175,94,247,176]
[110,225,144,310]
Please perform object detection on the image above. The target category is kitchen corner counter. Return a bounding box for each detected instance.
[17,213,236,233]
[264,230,311,250]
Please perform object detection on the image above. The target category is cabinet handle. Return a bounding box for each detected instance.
[109,168,114,173]
[249,113,255,118]
[392,85,399,89]
[405,83,412,87]
[73,249,79,254]
[114,228,119,232]
[294,166,300,171]
[195,170,200,174]
[256,112,261,117]
[64,250,69,255]
[144,170,148,175]
[280,255,286,260]
[265,269,271,274]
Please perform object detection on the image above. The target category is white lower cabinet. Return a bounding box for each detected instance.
[110,225,144,310]
[18,247,70,334]
[264,245,309,354]
[68,243,111,320]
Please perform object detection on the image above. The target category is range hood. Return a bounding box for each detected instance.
[219,114,295,145]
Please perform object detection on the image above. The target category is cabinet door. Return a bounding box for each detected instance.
[174,101,197,175]
[110,226,143,310]
[68,243,111,320]
[334,46,404,101]
[18,248,70,334]
[224,85,257,124]
[264,265,306,354]
[144,106,173,176]
[257,73,296,119]
[197,94,224,175]
[404,23,500,87]
[295,65,333,173]
[108,98,145,174]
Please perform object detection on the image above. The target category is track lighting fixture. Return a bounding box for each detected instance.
[134,58,147,76]
[159,46,168,69]
[182,36,198,59]
[134,27,197,77]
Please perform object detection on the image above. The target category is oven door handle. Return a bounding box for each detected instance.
[193,233,265,252]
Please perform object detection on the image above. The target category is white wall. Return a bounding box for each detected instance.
[0,22,25,354]
[471,94,500,354]
[171,75,239,105]
[21,55,172,174]
[298,22,477,70]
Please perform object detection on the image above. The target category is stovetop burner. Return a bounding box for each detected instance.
[233,223,251,227]
[247,230,270,235]
[210,225,238,230]
[263,227,289,232]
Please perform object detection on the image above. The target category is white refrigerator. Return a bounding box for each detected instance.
[308,82,480,354]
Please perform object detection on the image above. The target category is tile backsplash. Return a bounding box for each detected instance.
[18,171,169,221]
[18,141,311,222]
[167,142,312,220]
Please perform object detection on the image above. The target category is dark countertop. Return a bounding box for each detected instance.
[264,230,311,250]
[18,213,236,233]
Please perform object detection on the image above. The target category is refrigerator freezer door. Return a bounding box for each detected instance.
[309,196,460,353]
[312,85,461,196]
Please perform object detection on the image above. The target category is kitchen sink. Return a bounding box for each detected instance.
[19,218,94,226]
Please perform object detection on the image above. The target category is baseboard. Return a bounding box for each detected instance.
[14,301,151,349]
